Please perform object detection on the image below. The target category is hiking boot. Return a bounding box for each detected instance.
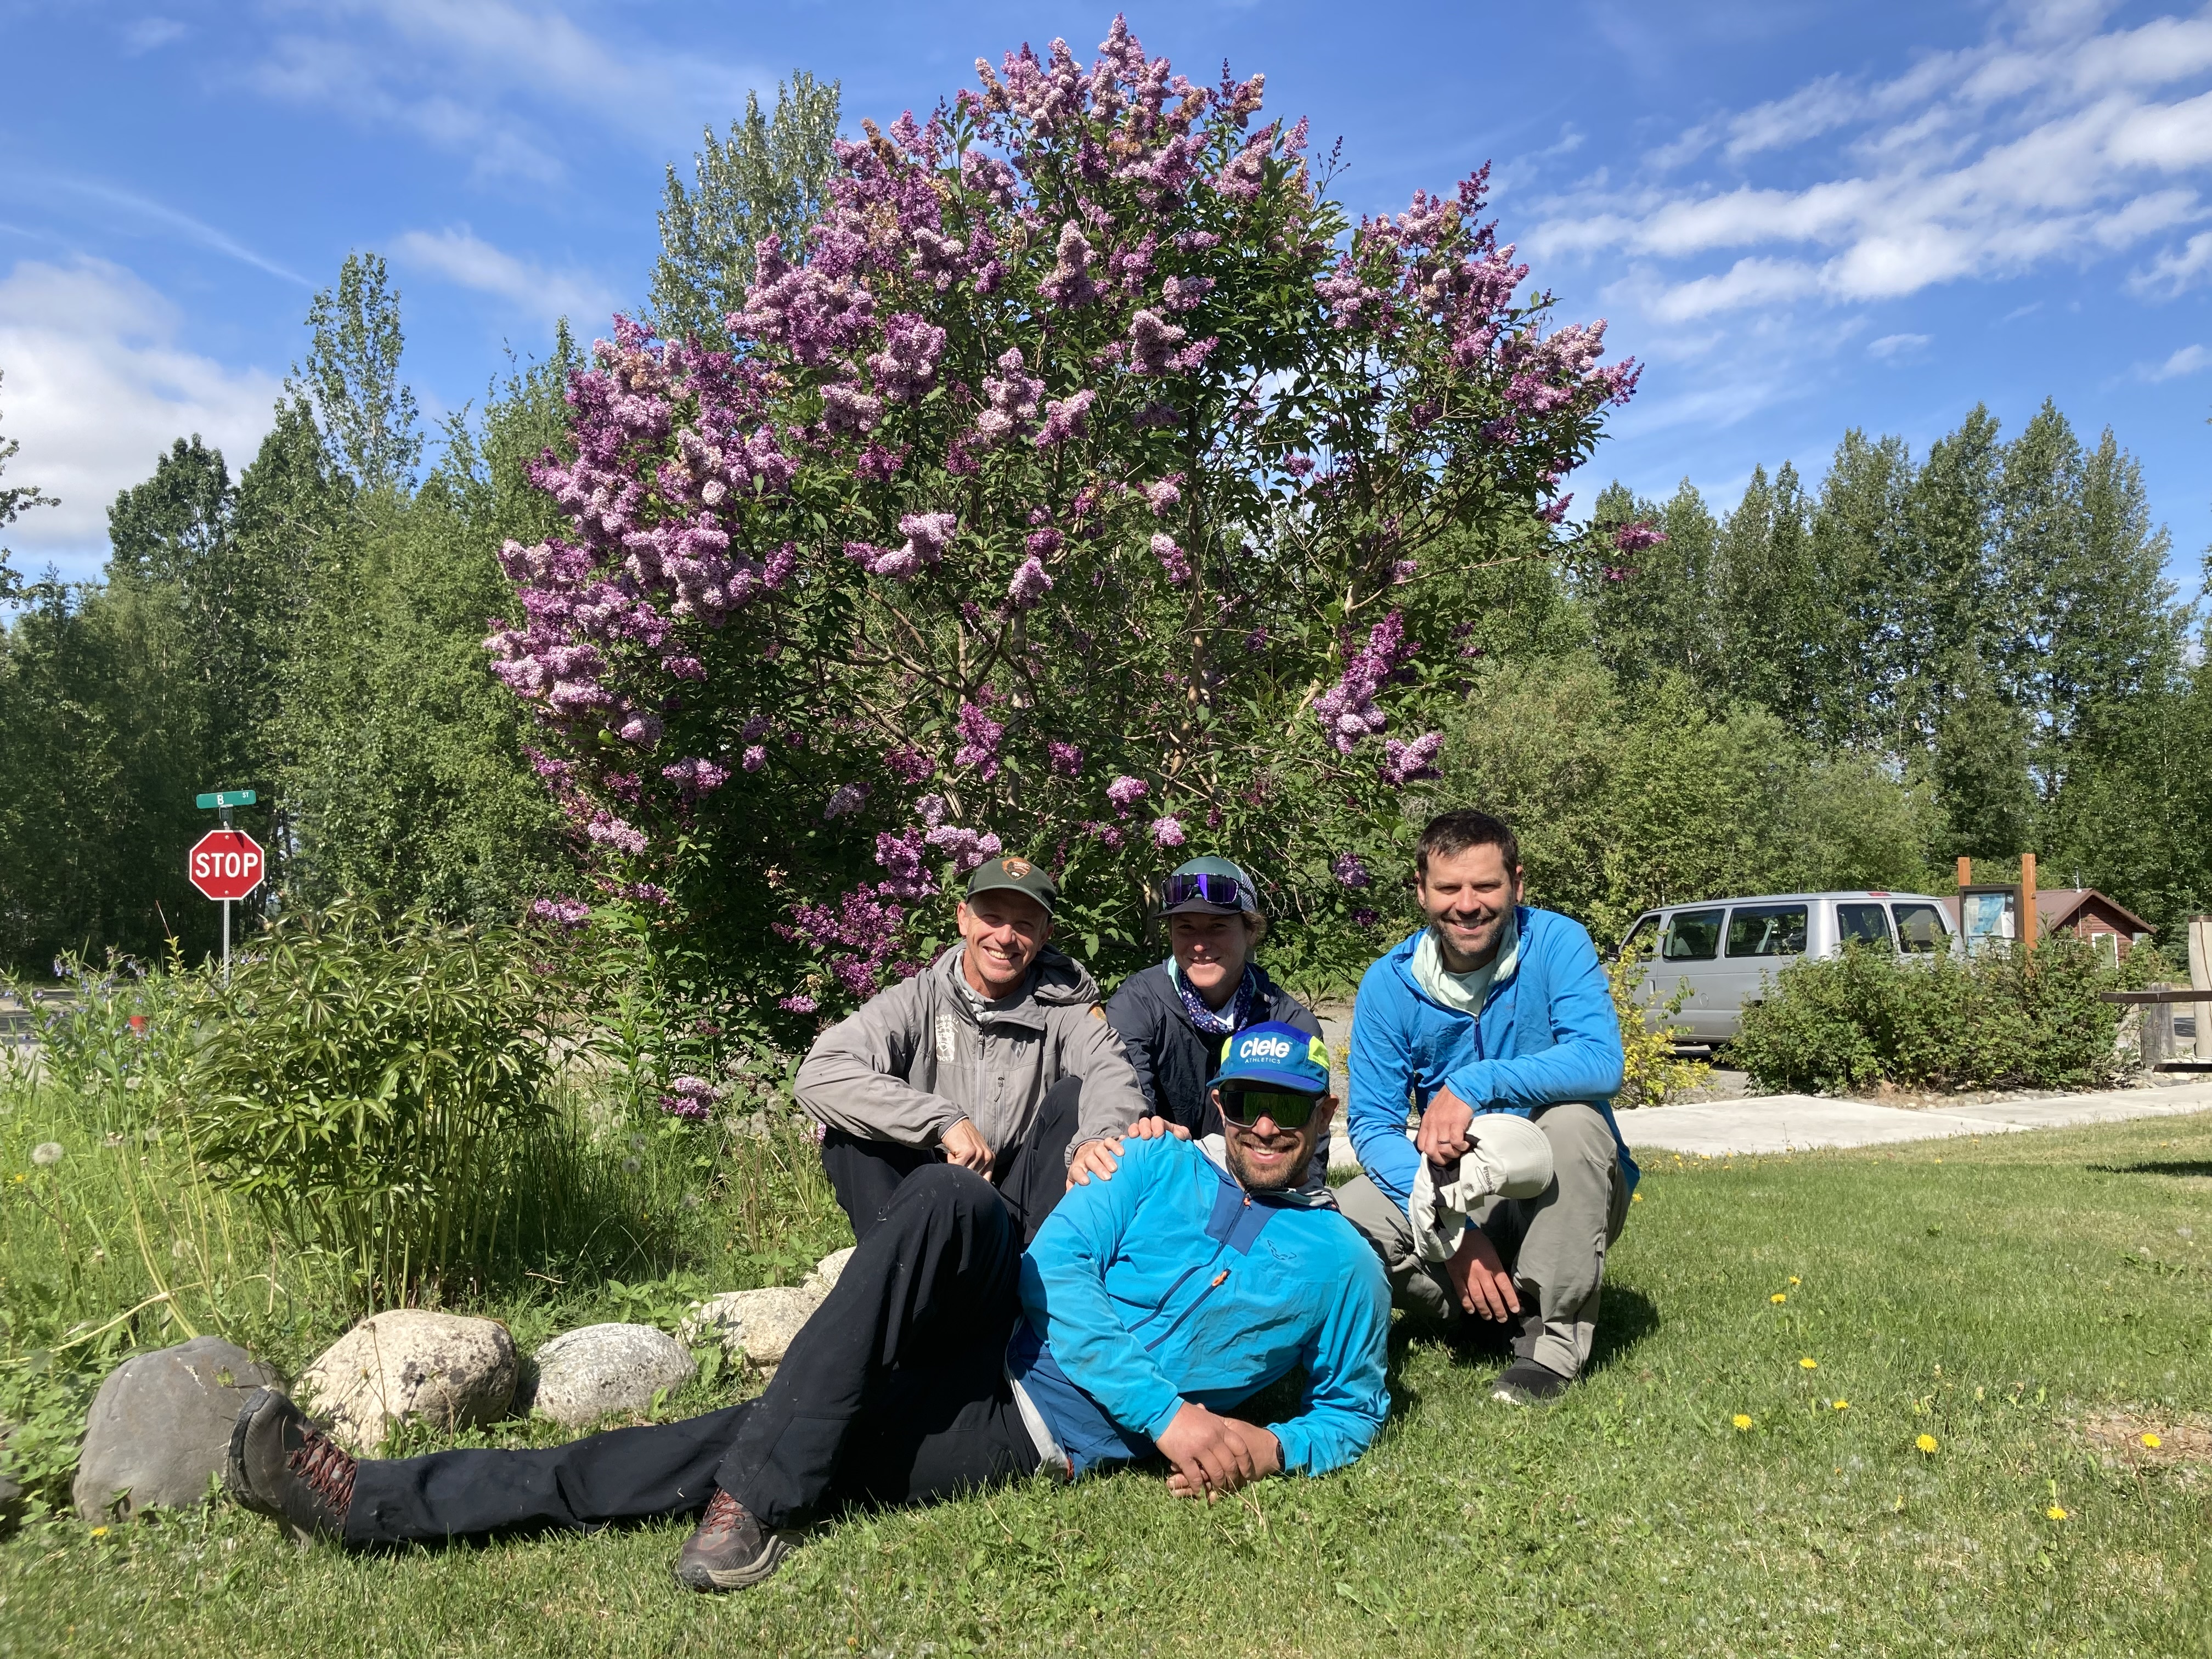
[227,1387,356,1544]
[1491,1358,1572,1406]
[673,1488,793,1592]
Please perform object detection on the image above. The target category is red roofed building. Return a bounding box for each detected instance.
[2033,888,2155,961]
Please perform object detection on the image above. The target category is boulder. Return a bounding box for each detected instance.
[297,1311,516,1453]
[72,1335,278,1520]
[799,1246,856,1302]
[679,1285,822,1368]
[529,1324,696,1429]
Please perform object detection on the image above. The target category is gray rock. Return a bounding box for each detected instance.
[679,1285,821,1368]
[799,1246,856,1302]
[72,1336,278,1520]
[297,1310,517,1453]
[529,1324,696,1428]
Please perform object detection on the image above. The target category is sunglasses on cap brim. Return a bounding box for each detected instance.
[1163,872,1253,910]
[1216,1085,1323,1130]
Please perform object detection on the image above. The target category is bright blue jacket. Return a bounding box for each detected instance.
[1347,907,1639,1215]
[1009,1134,1390,1479]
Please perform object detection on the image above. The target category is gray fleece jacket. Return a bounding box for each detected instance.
[793,944,1148,1164]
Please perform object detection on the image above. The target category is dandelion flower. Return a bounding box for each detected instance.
[30,1142,63,1167]
[1733,1414,1753,1431]
[1631,1192,1643,1203]
[2046,1505,2068,1521]
[1771,1293,1787,1304]
[89,1526,108,1538]
[1916,1434,1939,1454]
[1832,1400,1849,1412]
[2141,1432,2162,1449]
[1799,1357,1819,1370]
[1789,1276,1801,1285]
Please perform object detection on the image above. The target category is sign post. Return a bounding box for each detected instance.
[190,791,263,983]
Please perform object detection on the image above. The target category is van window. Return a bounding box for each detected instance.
[1618,915,1659,961]
[1726,904,1808,957]
[1661,909,1724,961]
[1836,902,1894,949]
[1892,902,1948,954]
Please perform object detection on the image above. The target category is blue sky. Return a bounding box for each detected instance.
[3,0,2210,594]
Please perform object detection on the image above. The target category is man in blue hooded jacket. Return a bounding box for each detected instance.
[1338,809,1638,1404]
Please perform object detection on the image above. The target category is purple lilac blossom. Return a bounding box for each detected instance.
[1105,775,1149,815]
[1046,741,1082,778]
[1149,815,1186,849]
[1330,853,1373,889]
[825,783,870,819]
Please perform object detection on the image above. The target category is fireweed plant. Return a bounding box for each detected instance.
[486,18,1646,1030]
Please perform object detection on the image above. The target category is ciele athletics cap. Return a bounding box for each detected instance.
[1211,1020,1332,1094]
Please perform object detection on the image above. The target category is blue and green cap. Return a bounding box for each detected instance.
[1211,1020,1331,1095]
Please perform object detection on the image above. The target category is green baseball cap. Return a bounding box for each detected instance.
[964,855,1059,915]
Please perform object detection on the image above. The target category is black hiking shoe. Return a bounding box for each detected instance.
[227,1387,357,1544]
[673,1489,793,1592]
[1491,1358,1573,1406]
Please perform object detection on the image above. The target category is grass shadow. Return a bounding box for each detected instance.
[2089,1161,2212,1179]
[1586,1284,1661,1374]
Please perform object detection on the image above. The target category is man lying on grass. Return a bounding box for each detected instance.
[224,1022,1390,1594]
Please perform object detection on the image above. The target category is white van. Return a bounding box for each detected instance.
[1616,891,1957,1045]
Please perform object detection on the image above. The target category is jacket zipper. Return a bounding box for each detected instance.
[1145,1268,1231,1352]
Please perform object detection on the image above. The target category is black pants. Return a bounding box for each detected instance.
[345,1166,1041,1545]
[820,1074,1081,1246]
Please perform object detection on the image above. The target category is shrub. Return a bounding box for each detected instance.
[1609,950,1709,1108]
[484,19,1640,1023]
[1731,938,2125,1096]
[182,899,590,1295]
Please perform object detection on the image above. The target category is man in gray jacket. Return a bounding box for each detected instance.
[794,855,1150,1244]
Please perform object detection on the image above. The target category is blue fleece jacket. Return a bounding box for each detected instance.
[1009,1134,1390,1479]
[1347,906,1639,1215]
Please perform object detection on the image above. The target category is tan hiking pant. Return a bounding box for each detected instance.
[1336,1101,1630,1380]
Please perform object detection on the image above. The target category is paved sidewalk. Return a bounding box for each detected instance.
[1617,1080,2212,1156]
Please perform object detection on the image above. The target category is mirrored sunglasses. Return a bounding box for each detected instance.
[1164,872,1252,910]
[1217,1087,1321,1130]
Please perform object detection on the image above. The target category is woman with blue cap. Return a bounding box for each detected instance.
[1080,856,1329,1186]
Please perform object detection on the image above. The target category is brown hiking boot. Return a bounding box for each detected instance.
[227,1387,356,1544]
[673,1488,792,1592]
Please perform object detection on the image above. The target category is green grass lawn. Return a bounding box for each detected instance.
[4,1113,2210,1658]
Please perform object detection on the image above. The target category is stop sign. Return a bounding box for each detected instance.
[188,829,265,900]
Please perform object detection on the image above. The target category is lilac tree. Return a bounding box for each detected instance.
[487,17,1638,1024]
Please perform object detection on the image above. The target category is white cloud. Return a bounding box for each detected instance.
[2131,225,2212,291]
[0,258,279,577]
[243,2,774,180]
[122,18,189,54]
[1530,4,2212,322]
[1868,332,1932,358]
[2145,341,2212,376]
[392,225,616,328]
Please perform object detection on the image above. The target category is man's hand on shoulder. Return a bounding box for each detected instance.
[1415,1085,1476,1166]
[939,1117,994,1171]
[1156,1403,1280,1502]
[1065,1117,1192,1188]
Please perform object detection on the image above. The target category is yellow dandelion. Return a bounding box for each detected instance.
[1799,1357,1819,1370]
[89,1526,108,1538]
[1631,1192,1643,1203]
[2141,1432,2162,1449]
[1832,1399,1850,1412]
[1916,1434,1939,1454]
[2046,1505,2068,1521]
[1771,1293,1787,1304]
[1789,1276,1801,1285]
[1733,1414,1753,1431]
